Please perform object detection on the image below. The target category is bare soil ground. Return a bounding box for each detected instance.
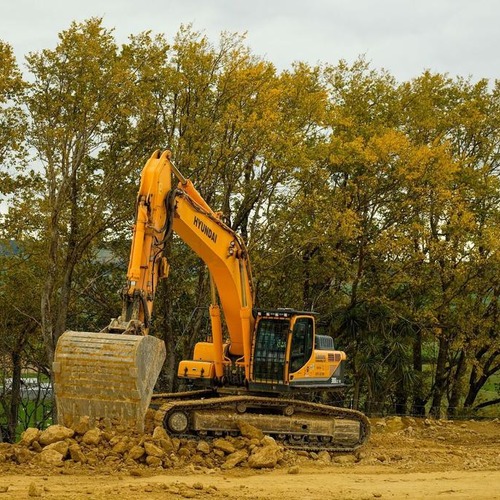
[1,417,499,499]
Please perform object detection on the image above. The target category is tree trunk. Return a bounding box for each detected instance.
[40,226,59,369]
[6,350,22,443]
[447,349,467,418]
[411,328,426,416]
[430,335,449,418]
[157,275,176,393]
[353,379,360,411]
[464,348,499,409]
[394,376,407,415]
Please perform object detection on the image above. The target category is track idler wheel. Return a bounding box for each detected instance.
[165,411,189,434]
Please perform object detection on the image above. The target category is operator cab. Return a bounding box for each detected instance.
[249,309,346,393]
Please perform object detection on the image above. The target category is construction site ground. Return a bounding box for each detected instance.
[0,416,499,499]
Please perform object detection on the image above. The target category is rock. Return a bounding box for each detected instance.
[39,425,74,446]
[129,468,146,477]
[221,449,249,469]
[20,428,41,446]
[81,428,102,446]
[101,431,115,442]
[45,441,69,458]
[28,483,41,497]
[152,426,169,440]
[180,489,197,499]
[144,441,164,458]
[237,421,265,440]
[333,454,357,465]
[86,452,98,466]
[177,447,191,458]
[38,448,64,466]
[260,435,278,447]
[31,441,42,453]
[145,455,162,467]
[317,450,331,463]
[109,436,121,446]
[288,465,300,474]
[191,454,205,466]
[128,445,146,460]
[112,439,130,454]
[0,485,9,493]
[158,437,174,454]
[73,416,92,435]
[14,447,34,464]
[196,441,211,454]
[232,437,248,450]
[172,438,181,452]
[213,438,236,454]
[386,416,405,432]
[69,444,87,463]
[248,445,280,469]
[99,417,112,430]
[404,426,414,437]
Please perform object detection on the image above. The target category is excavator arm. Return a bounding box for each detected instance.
[53,150,254,429]
[104,150,174,335]
[109,149,254,352]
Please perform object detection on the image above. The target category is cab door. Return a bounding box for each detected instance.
[288,316,314,374]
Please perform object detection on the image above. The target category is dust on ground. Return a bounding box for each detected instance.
[0,416,499,499]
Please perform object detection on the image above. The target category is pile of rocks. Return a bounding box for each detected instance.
[0,418,305,471]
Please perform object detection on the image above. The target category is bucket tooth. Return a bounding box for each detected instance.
[53,331,166,431]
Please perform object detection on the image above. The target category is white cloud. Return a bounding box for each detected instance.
[2,0,499,81]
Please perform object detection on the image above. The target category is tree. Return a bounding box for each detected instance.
[0,40,26,169]
[0,244,48,441]
[400,73,500,417]
[122,27,320,389]
[12,19,144,371]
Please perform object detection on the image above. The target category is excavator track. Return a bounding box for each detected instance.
[154,395,370,452]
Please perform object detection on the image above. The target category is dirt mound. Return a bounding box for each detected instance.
[0,416,300,474]
[1,416,499,500]
[1,415,499,477]
[365,416,500,472]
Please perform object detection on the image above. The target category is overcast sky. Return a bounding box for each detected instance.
[2,0,499,82]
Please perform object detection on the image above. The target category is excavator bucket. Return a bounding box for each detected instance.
[53,331,166,431]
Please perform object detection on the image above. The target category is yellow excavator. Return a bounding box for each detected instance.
[53,150,370,451]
